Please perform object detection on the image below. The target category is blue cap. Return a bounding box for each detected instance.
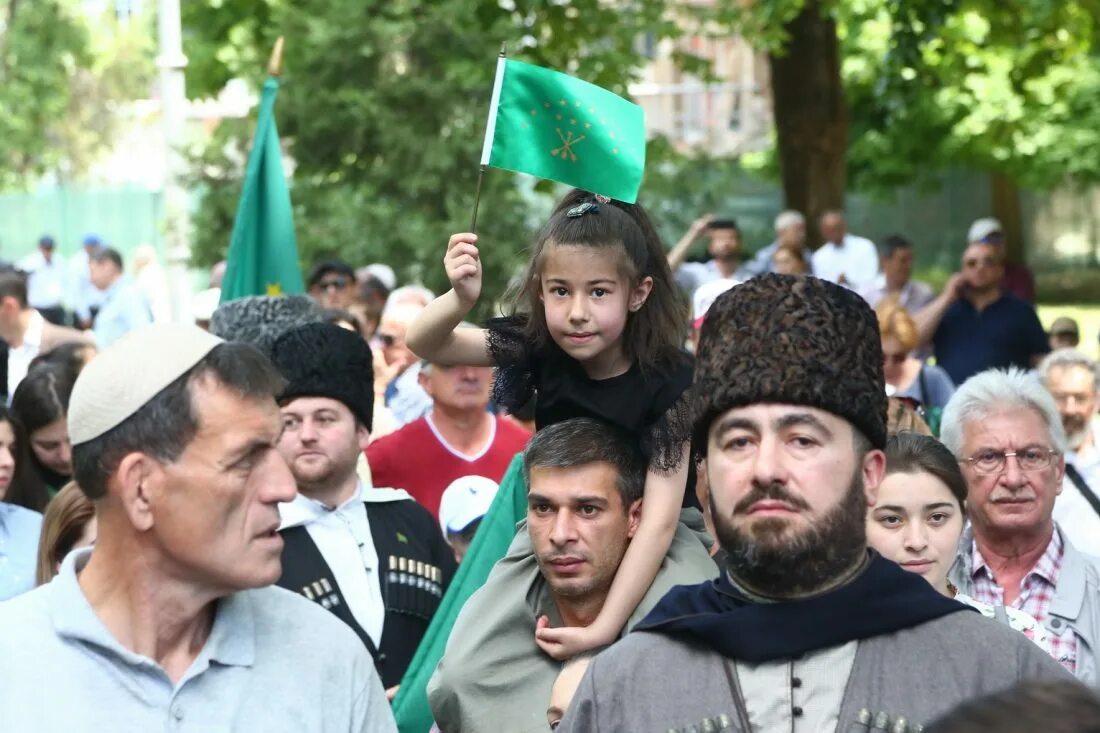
[82,233,102,247]
[38,235,56,248]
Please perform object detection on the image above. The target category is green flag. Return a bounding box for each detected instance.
[220,76,304,303]
[481,59,646,203]
[391,454,527,733]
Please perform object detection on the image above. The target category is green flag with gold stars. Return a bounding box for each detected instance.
[480,59,646,203]
[220,75,305,304]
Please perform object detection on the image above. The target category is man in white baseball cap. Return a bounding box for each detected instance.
[0,323,396,732]
[967,216,1035,303]
[438,475,499,562]
[690,277,739,351]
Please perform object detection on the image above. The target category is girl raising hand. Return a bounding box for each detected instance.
[408,189,713,660]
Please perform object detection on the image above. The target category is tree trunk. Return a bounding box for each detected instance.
[768,0,847,246]
[990,173,1025,264]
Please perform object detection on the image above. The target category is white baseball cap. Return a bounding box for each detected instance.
[364,263,397,291]
[438,475,499,535]
[692,278,740,329]
[967,217,1003,243]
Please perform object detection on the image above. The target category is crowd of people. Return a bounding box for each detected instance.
[1,189,1100,731]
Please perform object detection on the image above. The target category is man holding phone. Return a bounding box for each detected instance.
[914,234,1049,385]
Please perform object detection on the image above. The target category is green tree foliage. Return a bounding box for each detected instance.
[182,0,701,307]
[0,0,90,187]
[0,3,156,188]
[843,0,1100,192]
[702,0,1100,226]
[56,10,157,181]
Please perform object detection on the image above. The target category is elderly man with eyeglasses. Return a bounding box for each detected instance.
[944,367,1100,685]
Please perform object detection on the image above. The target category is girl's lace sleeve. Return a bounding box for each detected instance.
[641,387,693,476]
[485,316,537,415]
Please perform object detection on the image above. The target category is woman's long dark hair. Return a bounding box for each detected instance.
[507,188,688,370]
[11,365,77,490]
[883,432,968,513]
[0,405,49,512]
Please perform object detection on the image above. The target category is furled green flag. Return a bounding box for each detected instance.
[391,454,528,733]
[219,75,304,303]
[481,59,646,203]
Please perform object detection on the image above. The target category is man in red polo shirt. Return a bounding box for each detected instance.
[367,358,530,522]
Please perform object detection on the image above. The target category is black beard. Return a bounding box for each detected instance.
[711,470,868,598]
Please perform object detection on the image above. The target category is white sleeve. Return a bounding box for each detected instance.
[852,238,880,288]
[811,248,835,283]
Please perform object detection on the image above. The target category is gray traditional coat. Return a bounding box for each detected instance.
[559,610,1072,732]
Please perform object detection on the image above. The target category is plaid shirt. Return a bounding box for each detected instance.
[970,530,1077,673]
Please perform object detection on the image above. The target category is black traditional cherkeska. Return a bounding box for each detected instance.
[278,499,456,689]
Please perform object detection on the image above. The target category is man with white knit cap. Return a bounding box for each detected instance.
[0,323,397,732]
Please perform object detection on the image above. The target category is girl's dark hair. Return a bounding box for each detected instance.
[884,432,968,513]
[11,366,76,436]
[0,405,49,512]
[509,188,687,369]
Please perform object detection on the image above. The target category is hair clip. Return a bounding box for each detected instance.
[567,202,600,218]
[566,194,613,218]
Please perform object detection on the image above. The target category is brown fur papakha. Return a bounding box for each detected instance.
[691,273,888,450]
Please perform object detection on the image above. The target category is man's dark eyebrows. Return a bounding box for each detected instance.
[572,496,609,507]
[527,492,554,506]
[713,416,759,436]
[775,412,833,438]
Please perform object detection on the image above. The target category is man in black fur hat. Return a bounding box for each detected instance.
[559,274,1072,733]
[270,322,455,695]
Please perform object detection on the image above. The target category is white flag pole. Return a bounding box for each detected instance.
[471,44,507,233]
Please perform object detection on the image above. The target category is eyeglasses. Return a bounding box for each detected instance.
[318,277,351,292]
[963,257,998,269]
[959,447,1059,475]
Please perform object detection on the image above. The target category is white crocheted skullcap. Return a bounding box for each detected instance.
[68,324,223,445]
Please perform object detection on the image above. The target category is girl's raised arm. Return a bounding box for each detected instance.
[407,233,494,366]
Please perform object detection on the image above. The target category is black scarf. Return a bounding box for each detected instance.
[634,552,972,663]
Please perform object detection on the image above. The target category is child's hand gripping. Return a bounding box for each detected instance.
[445,233,483,309]
[535,614,617,661]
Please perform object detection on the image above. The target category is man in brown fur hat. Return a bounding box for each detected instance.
[559,274,1072,733]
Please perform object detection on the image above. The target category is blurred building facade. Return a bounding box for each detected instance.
[631,30,772,155]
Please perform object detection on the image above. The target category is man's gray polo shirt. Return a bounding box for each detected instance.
[0,549,397,732]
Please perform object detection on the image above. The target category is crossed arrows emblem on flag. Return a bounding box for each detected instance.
[552,128,586,162]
